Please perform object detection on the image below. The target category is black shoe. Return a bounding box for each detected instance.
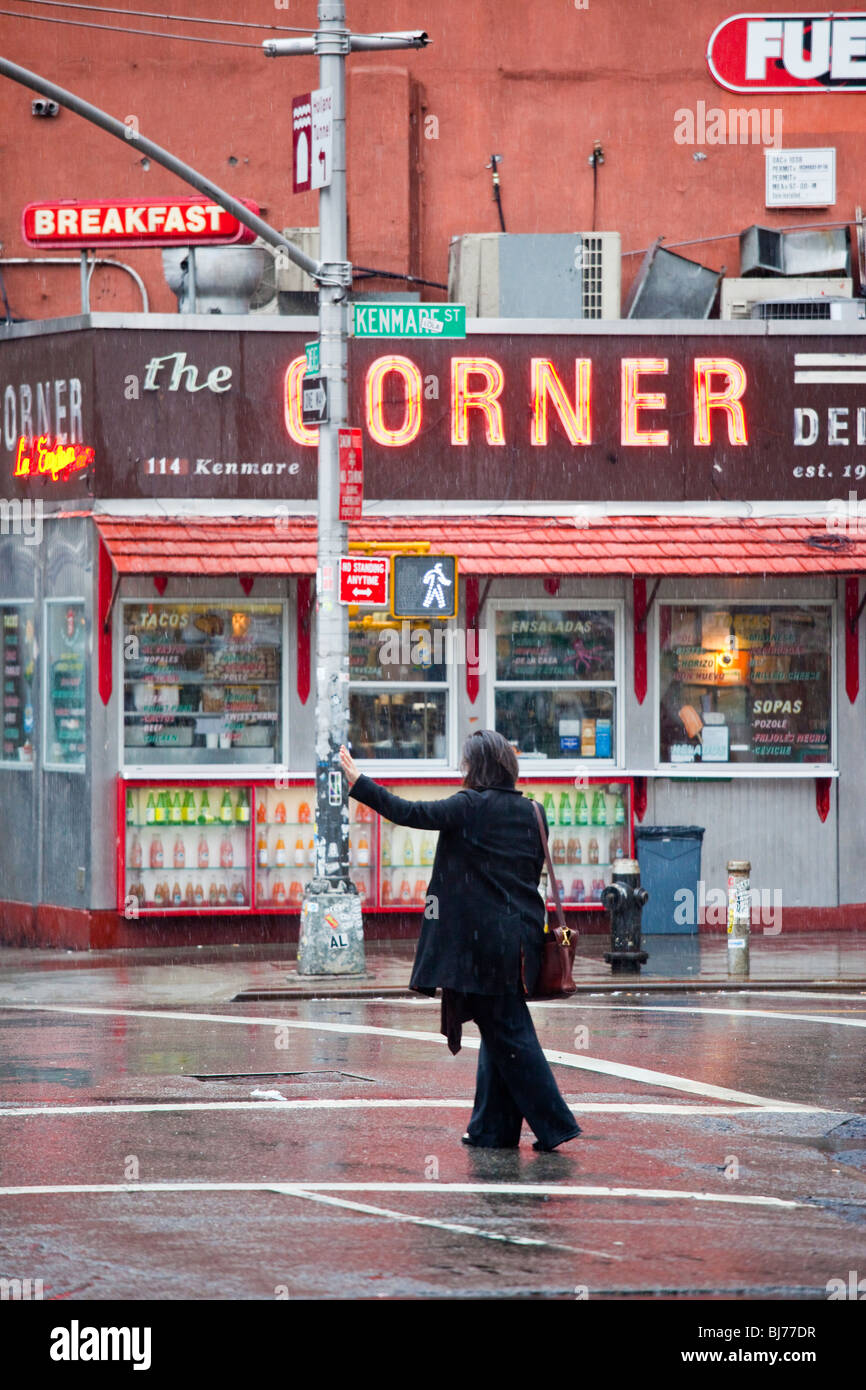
[462,1132,519,1149]
[532,1128,581,1153]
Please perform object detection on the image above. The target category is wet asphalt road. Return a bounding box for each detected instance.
[0,969,864,1301]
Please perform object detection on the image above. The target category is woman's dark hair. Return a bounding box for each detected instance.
[460,729,519,790]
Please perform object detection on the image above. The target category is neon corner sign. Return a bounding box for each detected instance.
[14,436,94,482]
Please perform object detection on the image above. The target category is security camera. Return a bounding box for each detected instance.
[31,99,60,118]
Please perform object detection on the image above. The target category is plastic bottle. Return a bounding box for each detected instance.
[293,836,305,867]
[219,790,233,825]
[150,835,163,869]
[258,833,269,868]
[275,836,287,868]
[173,836,185,869]
[575,791,589,826]
[145,792,156,825]
[402,833,414,866]
[558,792,573,826]
[129,833,143,869]
[420,832,435,866]
[197,835,209,869]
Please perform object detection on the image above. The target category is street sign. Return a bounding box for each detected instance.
[304,341,320,376]
[391,553,459,618]
[21,197,261,250]
[353,303,466,339]
[338,428,363,521]
[301,376,329,425]
[310,86,333,191]
[339,555,389,606]
[292,87,333,193]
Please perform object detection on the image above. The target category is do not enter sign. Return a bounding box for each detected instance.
[339,556,389,606]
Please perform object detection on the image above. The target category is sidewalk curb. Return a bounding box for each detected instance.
[233,979,866,1002]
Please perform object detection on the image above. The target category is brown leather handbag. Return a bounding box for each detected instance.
[530,800,578,999]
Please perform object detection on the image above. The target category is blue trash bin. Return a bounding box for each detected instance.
[633,826,705,935]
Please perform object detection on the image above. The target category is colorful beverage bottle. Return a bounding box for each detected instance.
[232,880,245,906]
[552,837,566,865]
[567,836,580,864]
[558,792,572,826]
[420,833,435,866]
[588,837,599,865]
[542,792,556,822]
[150,835,163,869]
[172,881,183,907]
[219,790,233,825]
[129,833,143,869]
[126,791,135,825]
[398,878,412,904]
[173,836,185,869]
[288,881,303,905]
[275,802,287,824]
[592,791,607,826]
[575,792,589,826]
[402,833,414,866]
[293,836,305,867]
[381,829,391,867]
[217,883,228,906]
[356,834,370,867]
[257,833,269,868]
[197,835,209,869]
[307,837,316,866]
[198,791,213,825]
[298,801,311,823]
[170,792,182,824]
[256,800,267,824]
[413,879,427,904]
[154,791,167,824]
[181,790,195,823]
[570,878,586,903]
[273,879,288,905]
[184,881,195,906]
[145,792,156,825]
[381,880,392,905]
[614,792,626,826]
[194,882,204,906]
[235,788,250,823]
[275,836,287,868]
[219,834,233,869]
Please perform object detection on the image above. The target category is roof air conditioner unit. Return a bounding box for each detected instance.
[750,297,865,321]
[740,224,851,278]
[720,276,853,320]
[250,227,319,315]
[448,232,621,319]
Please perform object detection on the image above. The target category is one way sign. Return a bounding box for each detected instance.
[301,376,329,425]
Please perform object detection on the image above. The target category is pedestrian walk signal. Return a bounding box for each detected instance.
[390,554,458,619]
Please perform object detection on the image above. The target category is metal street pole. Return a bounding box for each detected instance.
[264,7,429,975]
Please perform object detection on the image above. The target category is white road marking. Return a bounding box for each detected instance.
[0,1002,819,1111]
[0,1178,804,1209]
[278,1188,602,1254]
[0,1100,830,1120]
[571,1003,866,1029]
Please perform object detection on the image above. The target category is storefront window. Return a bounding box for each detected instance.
[349,617,449,759]
[2,603,36,766]
[45,600,86,769]
[658,603,833,766]
[122,602,284,766]
[493,606,619,761]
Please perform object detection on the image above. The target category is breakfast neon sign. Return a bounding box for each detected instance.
[284,355,749,449]
[21,197,261,250]
[14,436,94,481]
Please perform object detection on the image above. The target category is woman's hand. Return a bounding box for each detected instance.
[339,744,360,788]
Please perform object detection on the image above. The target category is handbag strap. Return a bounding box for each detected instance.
[531,800,567,933]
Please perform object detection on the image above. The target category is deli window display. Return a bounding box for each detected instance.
[348,617,449,761]
[658,603,834,767]
[491,603,621,762]
[45,599,86,769]
[1,603,36,766]
[122,602,285,766]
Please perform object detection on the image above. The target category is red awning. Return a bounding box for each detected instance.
[93,513,866,577]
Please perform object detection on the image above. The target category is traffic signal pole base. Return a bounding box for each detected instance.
[297,882,366,976]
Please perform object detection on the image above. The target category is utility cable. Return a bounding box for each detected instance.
[14,0,318,33]
[0,7,263,47]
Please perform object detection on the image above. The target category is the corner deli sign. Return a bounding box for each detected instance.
[708,13,866,91]
[21,197,261,250]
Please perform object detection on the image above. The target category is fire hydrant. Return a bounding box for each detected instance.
[602,859,649,974]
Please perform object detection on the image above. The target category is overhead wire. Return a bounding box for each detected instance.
[0,7,262,46]
[11,0,318,33]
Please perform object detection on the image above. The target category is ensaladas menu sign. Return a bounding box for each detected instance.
[5,324,866,501]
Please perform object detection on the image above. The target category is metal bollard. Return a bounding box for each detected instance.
[602,859,649,974]
[727,860,751,976]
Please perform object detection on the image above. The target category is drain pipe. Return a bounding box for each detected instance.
[0,255,150,314]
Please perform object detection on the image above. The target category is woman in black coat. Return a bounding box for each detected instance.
[339,730,581,1153]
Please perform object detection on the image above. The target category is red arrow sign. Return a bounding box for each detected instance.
[339,556,388,606]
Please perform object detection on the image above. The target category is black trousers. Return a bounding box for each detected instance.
[463,992,581,1150]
